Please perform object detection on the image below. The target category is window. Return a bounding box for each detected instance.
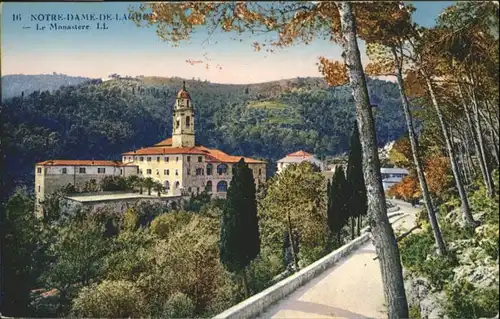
[175,169,179,176]
[186,116,191,127]
[206,164,213,175]
[217,164,228,175]
[175,181,180,189]
[198,156,202,163]
[37,167,42,174]
[98,168,106,174]
[38,185,40,193]
[188,187,192,192]
[197,187,200,193]
[120,169,123,175]
[164,181,170,190]
[147,157,151,162]
[176,157,179,162]
[137,167,140,174]
[196,168,203,176]
[79,167,86,174]
[140,157,144,162]
[187,156,191,162]
[206,181,212,193]
[156,169,160,175]
[157,157,160,162]
[164,169,169,175]
[61,168,67,174]
[217,181,228,192]
[140,169,143,175]
[147,169,152,175]
[176,120,180,128]
[187,169,190,175]
[259,168,262,175]
[165,156,169,162]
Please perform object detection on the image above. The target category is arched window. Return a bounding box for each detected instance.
[206,180,213,193]
[186,116,191,127]
[217,181,228,192]
[175,181,180,189]
[217,164,228,175]
[206,164,213,175]
[164,181,170,190]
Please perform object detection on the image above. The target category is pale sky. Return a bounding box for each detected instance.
[1,2,454,84]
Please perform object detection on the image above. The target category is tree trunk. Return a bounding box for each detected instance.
[287,212,299,270]
[242,268,250,298]
[458,83,491,193]
[464,130,477,177]
[351,216,356,240]
[423,73,477,227]
[357,214,361,236]
[479,107,500,166]
[336,3,409,318]
[468,79,494,197]
[393,48,447,256]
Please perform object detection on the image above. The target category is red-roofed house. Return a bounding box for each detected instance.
[276,150,324,173]
[35,82,267,213]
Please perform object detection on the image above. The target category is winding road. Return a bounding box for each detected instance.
[256,200,419,319]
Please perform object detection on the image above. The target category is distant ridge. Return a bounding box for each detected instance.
[1,73,93,100]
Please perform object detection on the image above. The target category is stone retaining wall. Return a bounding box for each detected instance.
[214,209,404,319]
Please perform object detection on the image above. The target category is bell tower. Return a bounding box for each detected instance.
[172,81,195,148]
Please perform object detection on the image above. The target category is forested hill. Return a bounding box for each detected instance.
[1,75,407,191]
[1,74,92,101]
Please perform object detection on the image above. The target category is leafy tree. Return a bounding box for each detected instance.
[220,158,260,297]
[149,211,192,240]
[140,215,226,315]
[183,190,212,212]
[1,189,40,317]
[260,162,327,270]
[346,121,367,238]
[100,176,129,192]
[126,175,141,192]
[327,167,349,246]
[153,181,164,196]
[143,177,155,196]
[162,292,196,318]
[103,229,154,282]
[71,280,147,318]
[362,3,449,255]
[41,218,111,314]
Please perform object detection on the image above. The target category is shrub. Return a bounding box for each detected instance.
[72,280,147,318]
[445,280,499,319]
[246,249,285,294]
[400,231,434,270]
[100,176,129,191]
[162,292,196,318]
[149,211,192,240]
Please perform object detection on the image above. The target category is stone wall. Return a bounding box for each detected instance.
[64,196,184,214]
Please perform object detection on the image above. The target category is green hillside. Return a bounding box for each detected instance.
[1,75,407,192]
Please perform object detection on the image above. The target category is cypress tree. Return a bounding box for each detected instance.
[327,167,349,247]
[220,158,260,298]
[346,121,367,239]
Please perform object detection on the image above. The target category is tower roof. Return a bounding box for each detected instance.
[177,80,191,99]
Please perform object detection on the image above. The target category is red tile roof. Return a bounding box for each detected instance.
[123,138,266,164]
[287,150,313,157]
[123,147,207,156]
[36,160,131,167]
[154,138,172,146]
